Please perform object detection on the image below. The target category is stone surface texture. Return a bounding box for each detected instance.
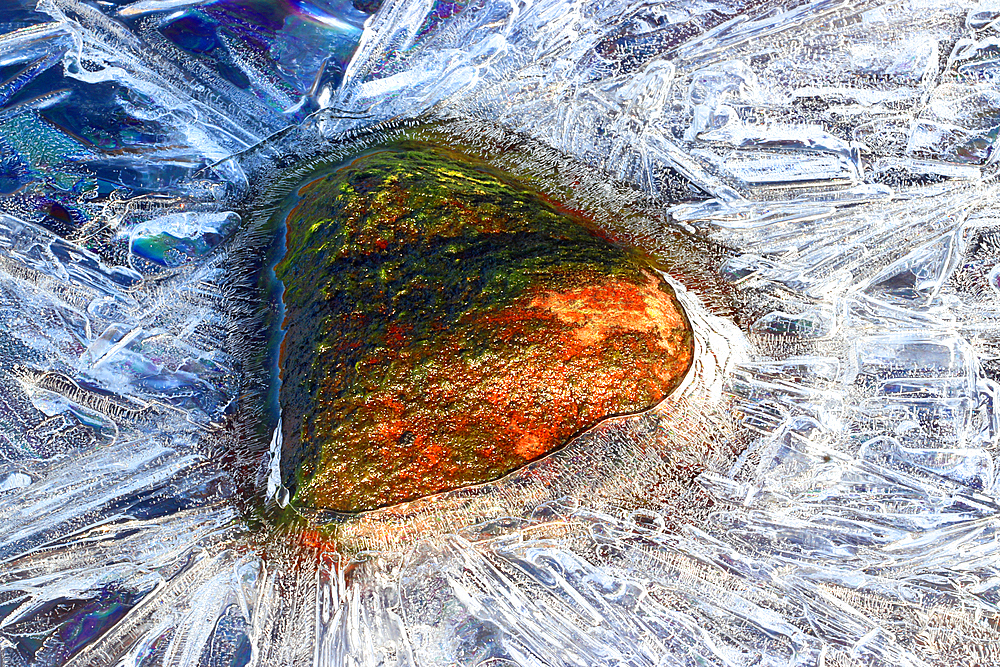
[277,142,693,512]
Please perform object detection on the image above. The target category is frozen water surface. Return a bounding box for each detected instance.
[3,0,1000,664]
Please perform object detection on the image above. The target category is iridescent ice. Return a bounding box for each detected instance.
[3,0,1000,665]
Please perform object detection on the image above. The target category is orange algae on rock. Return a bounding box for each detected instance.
[275,141,693,512]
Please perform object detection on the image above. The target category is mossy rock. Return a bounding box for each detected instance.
[276,141,693,512]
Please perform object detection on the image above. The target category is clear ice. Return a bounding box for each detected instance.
[3,0,1000,665]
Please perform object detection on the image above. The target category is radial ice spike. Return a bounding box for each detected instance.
[276,141,693,512]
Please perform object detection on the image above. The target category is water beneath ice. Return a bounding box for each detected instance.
[3,0,1000,665]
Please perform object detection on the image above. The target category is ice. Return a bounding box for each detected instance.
[6,0,1000,664]
[128,211,239,268]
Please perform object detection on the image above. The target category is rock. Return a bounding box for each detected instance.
[276,141,693,512]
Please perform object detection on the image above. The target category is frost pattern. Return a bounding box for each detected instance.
[2,0,1000,665]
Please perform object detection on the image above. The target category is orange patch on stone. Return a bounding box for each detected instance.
[529,271,687,352]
